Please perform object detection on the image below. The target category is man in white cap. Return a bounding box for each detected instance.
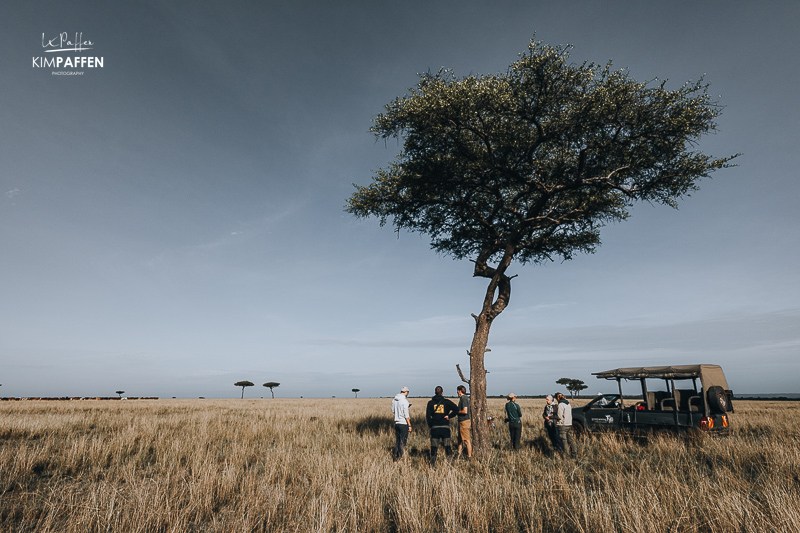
[391,386,412,461]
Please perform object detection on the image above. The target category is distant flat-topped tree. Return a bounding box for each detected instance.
[347,38,737,458]
[263,382,280,399]
[352,388,360,398]
[557,378,588,399]
[235,381,254,399]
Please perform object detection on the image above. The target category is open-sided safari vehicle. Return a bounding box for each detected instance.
[571,365,734,434]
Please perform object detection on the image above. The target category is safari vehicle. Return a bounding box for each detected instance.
[571,365,734,434]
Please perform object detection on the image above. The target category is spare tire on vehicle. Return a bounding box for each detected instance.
[707,386,728,413]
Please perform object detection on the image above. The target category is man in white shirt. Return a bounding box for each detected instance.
[391,386,412,461]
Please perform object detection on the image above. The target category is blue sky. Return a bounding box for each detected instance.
[1,1,798,398]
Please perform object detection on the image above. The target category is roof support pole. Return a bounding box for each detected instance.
[670,378,679,427]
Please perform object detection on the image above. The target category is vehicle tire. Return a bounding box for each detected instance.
[707,386,728,413]
[572,420,585,437]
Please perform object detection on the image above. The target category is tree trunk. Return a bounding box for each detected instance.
[468,247,514,458]
[469,317,492,457]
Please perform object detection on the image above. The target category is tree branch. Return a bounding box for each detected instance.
[456,364,470,385]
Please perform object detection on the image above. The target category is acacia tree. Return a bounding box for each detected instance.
[352,388,360,398]
[115,390,125,398]
[347,39,736,458]
[263,382,280,398]
[557,378,587,399]
[235,380,254,399]
[570,380,588,398]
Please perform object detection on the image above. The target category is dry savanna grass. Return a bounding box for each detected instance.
[1,398,798,532]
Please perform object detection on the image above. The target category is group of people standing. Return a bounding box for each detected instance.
[392,385,472,465]
[540,392,576,456]
[505,392,575,456]
[392,386,576,464]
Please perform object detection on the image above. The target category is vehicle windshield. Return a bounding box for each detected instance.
[586,394,620,408]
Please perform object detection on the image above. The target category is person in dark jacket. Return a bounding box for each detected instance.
[542,394,563,452]
[505,393,523,450]
[425,385,459,466]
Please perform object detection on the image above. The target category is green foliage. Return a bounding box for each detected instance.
[567,380,588,396]
[347,39,737,266]
[263,382,280,399]
[235,381,254,399]
[557,378,588,398]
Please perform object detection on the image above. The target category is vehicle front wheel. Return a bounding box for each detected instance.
[573,420,586,437]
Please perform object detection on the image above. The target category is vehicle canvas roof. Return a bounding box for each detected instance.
[592,364,729,390]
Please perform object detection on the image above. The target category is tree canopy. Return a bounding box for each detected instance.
[235,380,254,399]
[347,38,736,457]
[263,382,280,399]
[349,40,735,267]
[557,378,588,399]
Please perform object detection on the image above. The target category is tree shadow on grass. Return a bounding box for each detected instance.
[337,415,391,436]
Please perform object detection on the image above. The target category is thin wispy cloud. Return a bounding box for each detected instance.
[142,201,307,270]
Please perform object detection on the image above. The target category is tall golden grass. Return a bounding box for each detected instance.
[1,398,798,532]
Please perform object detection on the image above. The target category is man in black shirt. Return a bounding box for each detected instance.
[425,385,459,466]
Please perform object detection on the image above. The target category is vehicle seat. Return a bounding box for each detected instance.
[661,389,681,411]
[646,391,656,411]
[686,394,702,412]
[667,389,701,411]
[653,391,672,411]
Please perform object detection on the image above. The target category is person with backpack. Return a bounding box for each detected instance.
[425,385,459,466]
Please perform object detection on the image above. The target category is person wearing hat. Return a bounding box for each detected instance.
[391,386,412,461]
[555,392,576,457]
[504,393,523,450]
